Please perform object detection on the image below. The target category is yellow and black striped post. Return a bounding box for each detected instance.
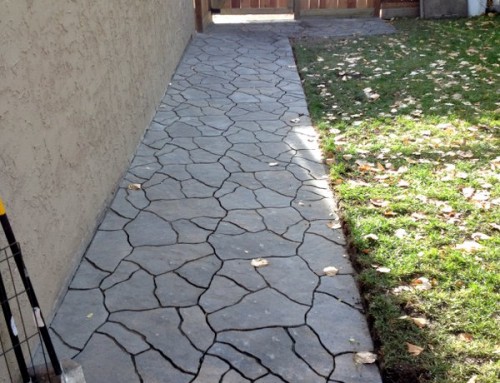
[0,197,62,379]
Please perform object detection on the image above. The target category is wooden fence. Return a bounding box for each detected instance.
[218,0,377,16]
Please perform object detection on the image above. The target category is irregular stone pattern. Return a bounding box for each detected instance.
[51,19,393,382]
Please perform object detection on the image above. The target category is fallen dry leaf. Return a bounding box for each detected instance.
[457,333,473,342]
[375,266,391,274]
[128,183,142,190]
[383,210,398,217]
[462,187,475,199]
[406,343,424,356]
[370,199,389,208]
[466,375,477,383]
[394,229,408,239]
[269,162,278,167]
[359,164,372,172]
[472,190,490,202]
[490,223,500,231]
[354,351,377,364]
[323,266,339,276]
[364,234,379,241]
[397,180,410,188]
[327,221,342,230]
[411,317,429,328]
[325,158,335,165]
[411,277,432,291]
[411,212,427,221]
[471,232,491,240]
[455,240,484,253]
[251,258,269,268]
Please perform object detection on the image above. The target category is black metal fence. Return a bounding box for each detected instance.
[0,198,62,383]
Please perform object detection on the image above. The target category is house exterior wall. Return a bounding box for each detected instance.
[0,1,195,317]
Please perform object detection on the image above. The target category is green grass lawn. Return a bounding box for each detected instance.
[293,16,499,383]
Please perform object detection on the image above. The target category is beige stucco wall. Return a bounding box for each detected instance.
[0,0,195,319]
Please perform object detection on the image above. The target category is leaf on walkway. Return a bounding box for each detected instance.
[268,162,278,167]
[323,266,339,277]
[251,258,269,268]
[354,351,377,364]
[327,221,342,230]
[128,183,142,190]
[406,343,424,356]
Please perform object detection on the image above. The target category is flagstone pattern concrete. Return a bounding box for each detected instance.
[50,19,395,383]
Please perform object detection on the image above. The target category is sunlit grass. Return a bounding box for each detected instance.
[294,16,499,383]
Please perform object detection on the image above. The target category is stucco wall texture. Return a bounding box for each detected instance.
[0,1,195,317]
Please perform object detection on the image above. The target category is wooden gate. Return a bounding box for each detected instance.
[216,0,295,14]
[299,0,376,17]
[215,0,380,17]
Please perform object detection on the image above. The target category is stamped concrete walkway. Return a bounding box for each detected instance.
[50,19,394,383]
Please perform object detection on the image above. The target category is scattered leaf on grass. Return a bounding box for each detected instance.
[354,351,377,364]
[397,180,410,188]
[411,212,427,221]
[441,205,454,214]
[383,210,398,217]
[472,190,490,202]
[364,234,379,241]
[251,258,269,268]
[455,240,484,253]
[411,277,432,291]
[471,232,491,240]
[359,164,372,172]
[323,266,339,276]
[370,199,389,208]
[490,223,500,231]
[406,343,424,356]
[466,375,477,383]
[375,266,391,273]
[411,317,429,328]
[394,229,408,239]
[457,333,473,342]
[128,183,142,190]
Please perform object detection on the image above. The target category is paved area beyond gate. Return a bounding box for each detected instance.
[50,19,394,383]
